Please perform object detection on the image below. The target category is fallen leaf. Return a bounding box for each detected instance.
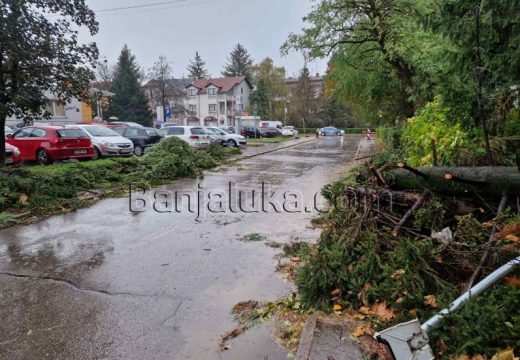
[361,302,397,321]
[18,193,28,205]
[391,269,406,280]
[351,325,368,338]
[505,276,520,288]
[333,304,342,312]
[348,264,354,273]
[409,308,417,317]
[396,297,404,305]
[492,349,519,360]
[495,223,520,240]
[424,295,438,309]
[505,234,519,243]
[330,289,340,297]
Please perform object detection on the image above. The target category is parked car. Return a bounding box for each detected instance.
[4,143,22,166]
[320,127,343,136]
[281,126,298,137]
[111,127,163,156]
[219,126,235,134]
[71,125,134,159]
[108,121,145,128]
[240,127,262,138]
[6,126,94,165]
[259,127,282,138]
[206,127,246,147]
[163,126,210,148]
[5,126,14,137]
[161,123,179,128]
[204,127,226,145]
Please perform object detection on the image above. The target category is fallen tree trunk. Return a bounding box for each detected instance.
[364,166,520,197]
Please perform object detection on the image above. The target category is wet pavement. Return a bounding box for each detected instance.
[0,135,362,360]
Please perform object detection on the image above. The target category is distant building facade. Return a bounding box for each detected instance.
[284,73,324,99]
[182,76,253,126]
[143,78,192,123]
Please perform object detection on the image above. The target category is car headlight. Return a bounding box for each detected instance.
[13,148,20,156]
[239,136,245,140]
[102,141,115,147]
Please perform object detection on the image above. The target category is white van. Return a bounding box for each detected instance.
[259,121,283,130]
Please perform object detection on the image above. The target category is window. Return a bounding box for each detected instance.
[145,129,157,136]
[209,104,216,112]
[188,89,197,97]
[14,128,33,138]
[208,88,216,96]
[45,100,66,117]
[57,129,88,138]
[190,128,205,135]
[189,105,197,112]
[126,128,140,137]
[166,127,184,135]
[112,128,125,135]
[31,128,47,137]
[54,101,65,117]
[241,87,243,94]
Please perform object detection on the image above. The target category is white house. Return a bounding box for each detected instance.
[6,92,92,127]
[183,76,253,126]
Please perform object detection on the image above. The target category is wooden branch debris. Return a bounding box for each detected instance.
[465,194,509,290]
[392,190,429,237]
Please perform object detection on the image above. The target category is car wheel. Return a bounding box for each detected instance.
[92,147,101,160]
[321,133,325,136]
[134,144,144,156]
[227,139,237,147]
[36,149,52,165]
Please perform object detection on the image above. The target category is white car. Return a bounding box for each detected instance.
[5,126,14,137]
[206,127,246,147]
[281,126,298,137]
[68,124,134,159]
[163,126,210,148]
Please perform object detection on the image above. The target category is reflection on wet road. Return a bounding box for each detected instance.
[0,136,361,360]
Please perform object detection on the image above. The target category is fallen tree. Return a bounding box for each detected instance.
[359,165,520,197]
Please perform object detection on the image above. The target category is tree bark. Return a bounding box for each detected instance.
[381,166,520,196]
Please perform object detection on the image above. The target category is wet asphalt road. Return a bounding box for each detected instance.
[0,136,361,360]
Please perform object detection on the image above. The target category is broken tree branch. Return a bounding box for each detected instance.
[465,194,508,290]
[392,190,429,237]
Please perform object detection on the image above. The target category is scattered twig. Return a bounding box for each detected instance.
[396,162,428,179]
[392,190,429,237]
[465,194,508,290]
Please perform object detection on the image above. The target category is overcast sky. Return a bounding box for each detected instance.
[80,0,328,80]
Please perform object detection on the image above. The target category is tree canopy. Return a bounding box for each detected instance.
[148,55,174,110]
[108,45,152,126]
[283,0,520,159]
[187,51,209,80]
[0,0,99,164]
[222,43,253,78]
[249,58,287,120]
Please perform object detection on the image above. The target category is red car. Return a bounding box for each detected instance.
[6,126,94,165]
[4,143,22,166]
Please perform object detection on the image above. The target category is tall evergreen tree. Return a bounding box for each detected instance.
[109,45,152,126]
[222,43,253,78]
[187,51,209,80]
[294,66,315,128]
[249,78,271,120]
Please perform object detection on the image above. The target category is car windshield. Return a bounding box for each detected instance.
[83,126,119,137]
[145,129,157,136]
[57,129,88,138]
[209,128,226,135]
[283,127,292,130]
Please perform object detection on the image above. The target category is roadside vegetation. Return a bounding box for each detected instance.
[270,0,520,357]
[0,137,241,229]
